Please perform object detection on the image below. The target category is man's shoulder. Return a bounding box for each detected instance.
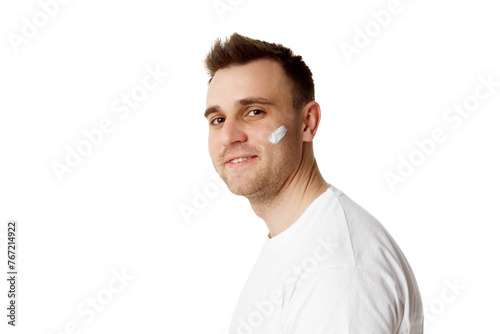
[326,186,403,261]
[308,186,417,291]
[296,186,423,333]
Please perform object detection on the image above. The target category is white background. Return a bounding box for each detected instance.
[1,0,499,333]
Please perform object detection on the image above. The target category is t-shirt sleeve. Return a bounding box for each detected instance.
[282,266,411,334]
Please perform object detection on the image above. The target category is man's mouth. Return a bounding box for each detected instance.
[225,155,258,165]
[231,157,251,163]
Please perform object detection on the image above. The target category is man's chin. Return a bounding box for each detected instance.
[225,178,261,198]
[215,167,263,197]
[227,182,254,197]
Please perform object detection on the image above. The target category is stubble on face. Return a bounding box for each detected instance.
[216,125,300,205]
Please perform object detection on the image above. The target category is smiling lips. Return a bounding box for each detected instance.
[225,155,258,166]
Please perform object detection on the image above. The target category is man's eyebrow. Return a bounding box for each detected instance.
[204,97,275,119]
[204,105,220,119]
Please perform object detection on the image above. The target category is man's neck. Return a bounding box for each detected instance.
[249,156,330,239]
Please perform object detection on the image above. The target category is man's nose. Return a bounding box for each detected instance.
[220,117,247,147]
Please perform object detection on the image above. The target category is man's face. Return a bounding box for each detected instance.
[205,58,303,201]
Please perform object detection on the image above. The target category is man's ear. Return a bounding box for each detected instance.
[301,101,322,142]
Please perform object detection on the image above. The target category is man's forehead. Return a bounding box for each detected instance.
[206,59,290,106]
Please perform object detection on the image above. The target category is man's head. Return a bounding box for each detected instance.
[204,33,321,203]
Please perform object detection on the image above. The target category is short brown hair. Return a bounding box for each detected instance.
[204,33,315,112]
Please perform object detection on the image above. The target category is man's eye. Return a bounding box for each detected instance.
[211,117,224,125]
[248,110,263,116]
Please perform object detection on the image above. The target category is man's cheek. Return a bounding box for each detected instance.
[268,125,288,145]
[207,136,217,154]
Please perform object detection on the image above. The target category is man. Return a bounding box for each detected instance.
[204,33,423,333]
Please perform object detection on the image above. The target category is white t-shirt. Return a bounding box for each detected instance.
[229,185,423,334]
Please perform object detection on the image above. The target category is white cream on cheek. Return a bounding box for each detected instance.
[268,125,287,144]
